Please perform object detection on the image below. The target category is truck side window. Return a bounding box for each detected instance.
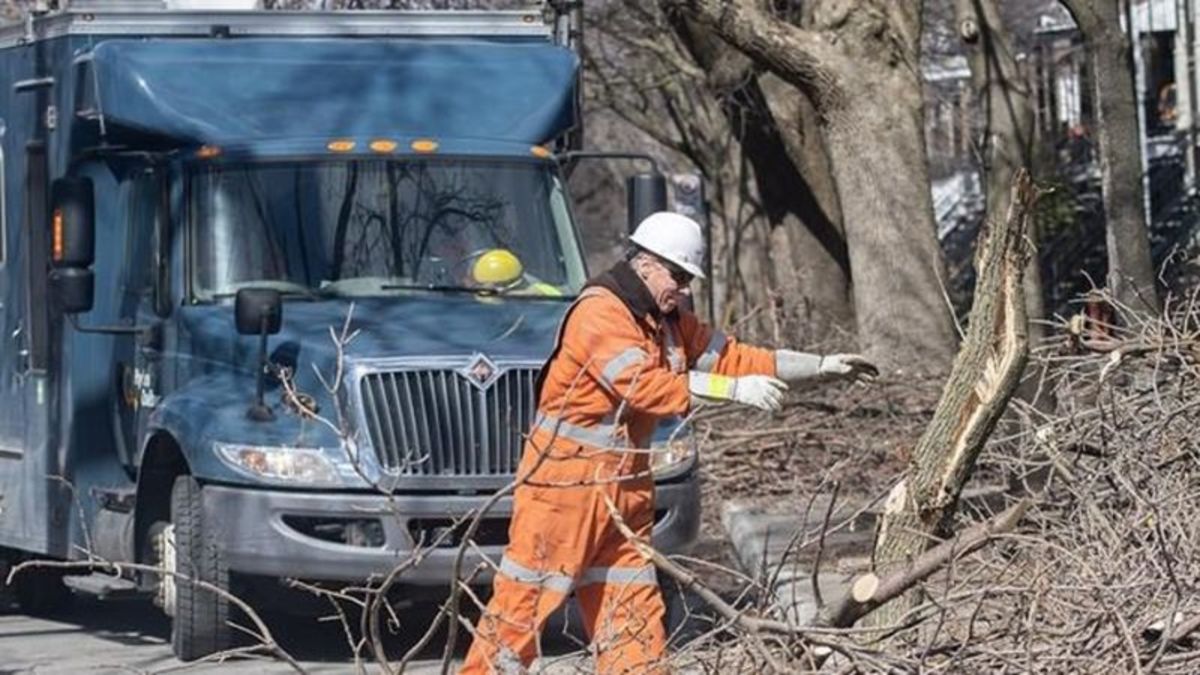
[122,174,156,305]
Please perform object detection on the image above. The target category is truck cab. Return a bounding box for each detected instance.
[0,2,700,661]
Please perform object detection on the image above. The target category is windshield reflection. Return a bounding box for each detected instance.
[190,159,585,301]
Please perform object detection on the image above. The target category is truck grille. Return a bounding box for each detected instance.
[358,366,538,476]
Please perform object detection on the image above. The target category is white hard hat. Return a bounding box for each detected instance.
[629,212,707,280]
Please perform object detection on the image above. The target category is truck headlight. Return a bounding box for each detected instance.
[215,442,354,487]
[650,436,697,480]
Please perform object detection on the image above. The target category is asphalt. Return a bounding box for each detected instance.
[0,594,587,674]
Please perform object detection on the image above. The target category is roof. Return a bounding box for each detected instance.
[79,37,579,148]
[0,7,555,48]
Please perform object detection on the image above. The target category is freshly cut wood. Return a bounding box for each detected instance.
[850,574,879,603]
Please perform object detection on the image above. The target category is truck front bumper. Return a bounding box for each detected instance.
[202,475,700,584]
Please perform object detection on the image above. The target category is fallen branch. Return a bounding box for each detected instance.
[816,499,1028,628]
[603,490,1026,668]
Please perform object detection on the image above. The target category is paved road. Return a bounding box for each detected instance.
[0,595,586,674]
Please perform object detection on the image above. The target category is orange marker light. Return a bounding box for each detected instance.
[410,139,439,154]
[369,139,397,153]
[52,208,64,262]
[530,145,552,159]
[327,139,356,153]
[195,145,221,159]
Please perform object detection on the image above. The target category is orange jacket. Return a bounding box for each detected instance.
[529,286,776,465]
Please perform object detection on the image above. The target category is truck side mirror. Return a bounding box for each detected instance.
[235,288,282,336]
[627,172,667,233]
[235,288,282,422]
[49,267,95,314]
[48,177,96,314]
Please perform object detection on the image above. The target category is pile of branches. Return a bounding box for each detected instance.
[658,293,1200,673]
[692,375,940,537]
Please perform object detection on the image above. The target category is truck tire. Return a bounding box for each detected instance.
[170,475,232,661]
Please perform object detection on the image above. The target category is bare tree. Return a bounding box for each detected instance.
[665,10,856,341]
[953,0,1047,343]
[1060,0,1162,315]
[663,0,960,373]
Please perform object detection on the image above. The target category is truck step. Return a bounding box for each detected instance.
[63,573,142,600]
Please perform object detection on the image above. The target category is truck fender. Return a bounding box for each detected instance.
[134,431,188,564]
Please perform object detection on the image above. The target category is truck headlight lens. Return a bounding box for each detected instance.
[650,436,697,480]
[215,442,349,486]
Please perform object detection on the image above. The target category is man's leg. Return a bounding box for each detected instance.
[461,477,595,674]
[460,566,572,674]
[574,543,668,673]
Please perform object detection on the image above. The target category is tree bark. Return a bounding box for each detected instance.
[668,15,855,341]
[955,0,1045,341]
[668,0,958,372]
[868,171,1037,627]
[1061,0,1161,314]
[758,73,857,342]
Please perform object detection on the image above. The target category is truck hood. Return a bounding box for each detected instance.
[181,295,570,386]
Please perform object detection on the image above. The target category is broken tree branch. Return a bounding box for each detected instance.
[869,169,1039,626]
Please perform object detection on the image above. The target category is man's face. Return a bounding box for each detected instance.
[634,254,693,314]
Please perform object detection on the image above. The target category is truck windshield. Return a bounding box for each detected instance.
[190,159,587,301]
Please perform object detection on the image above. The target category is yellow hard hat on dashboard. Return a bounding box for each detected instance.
[472,249,524,286]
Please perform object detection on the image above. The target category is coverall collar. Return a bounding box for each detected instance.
[586,261,668,323]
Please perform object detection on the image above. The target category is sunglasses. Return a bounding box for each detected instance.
[661,261,693,286]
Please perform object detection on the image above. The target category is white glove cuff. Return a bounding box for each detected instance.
[775,350,824,382]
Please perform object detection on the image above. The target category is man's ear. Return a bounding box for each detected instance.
[629,256,648,279]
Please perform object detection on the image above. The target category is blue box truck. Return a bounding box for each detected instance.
[0,0,700,660]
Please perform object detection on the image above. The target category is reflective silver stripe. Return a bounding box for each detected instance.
[694,330,728,372]
[600,347,648,389]
[578,565,658,587]
[533,413,628,448]
[498,555,575,594]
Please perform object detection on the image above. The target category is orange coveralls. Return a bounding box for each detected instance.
[461,286,775,674]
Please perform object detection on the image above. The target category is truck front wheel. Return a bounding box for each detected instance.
[167,475,232,661]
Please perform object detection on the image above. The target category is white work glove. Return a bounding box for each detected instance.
[688,372,788,412]
[775,350,879,383]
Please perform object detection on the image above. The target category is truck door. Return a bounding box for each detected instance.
[113,170,161,465]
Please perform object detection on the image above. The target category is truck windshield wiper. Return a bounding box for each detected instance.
[380,283,499,296]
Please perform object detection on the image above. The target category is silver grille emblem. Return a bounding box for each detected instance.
[461,353,500,390]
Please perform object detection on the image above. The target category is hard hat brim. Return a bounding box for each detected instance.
[628,235,707,280]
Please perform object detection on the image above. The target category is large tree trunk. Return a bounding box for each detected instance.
[868,172,1037,627]
[668,16,855,342]
[758,73,857,344]
[823,90,959,368]
[955,0,1045,342]
[669,0,958,371]
[1062,0,1161,314]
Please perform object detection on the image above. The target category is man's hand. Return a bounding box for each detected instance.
[818,353,880,381]
[688,372,789,412]
[731,375,788,412]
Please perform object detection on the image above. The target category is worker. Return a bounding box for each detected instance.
[460,212,876,674]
